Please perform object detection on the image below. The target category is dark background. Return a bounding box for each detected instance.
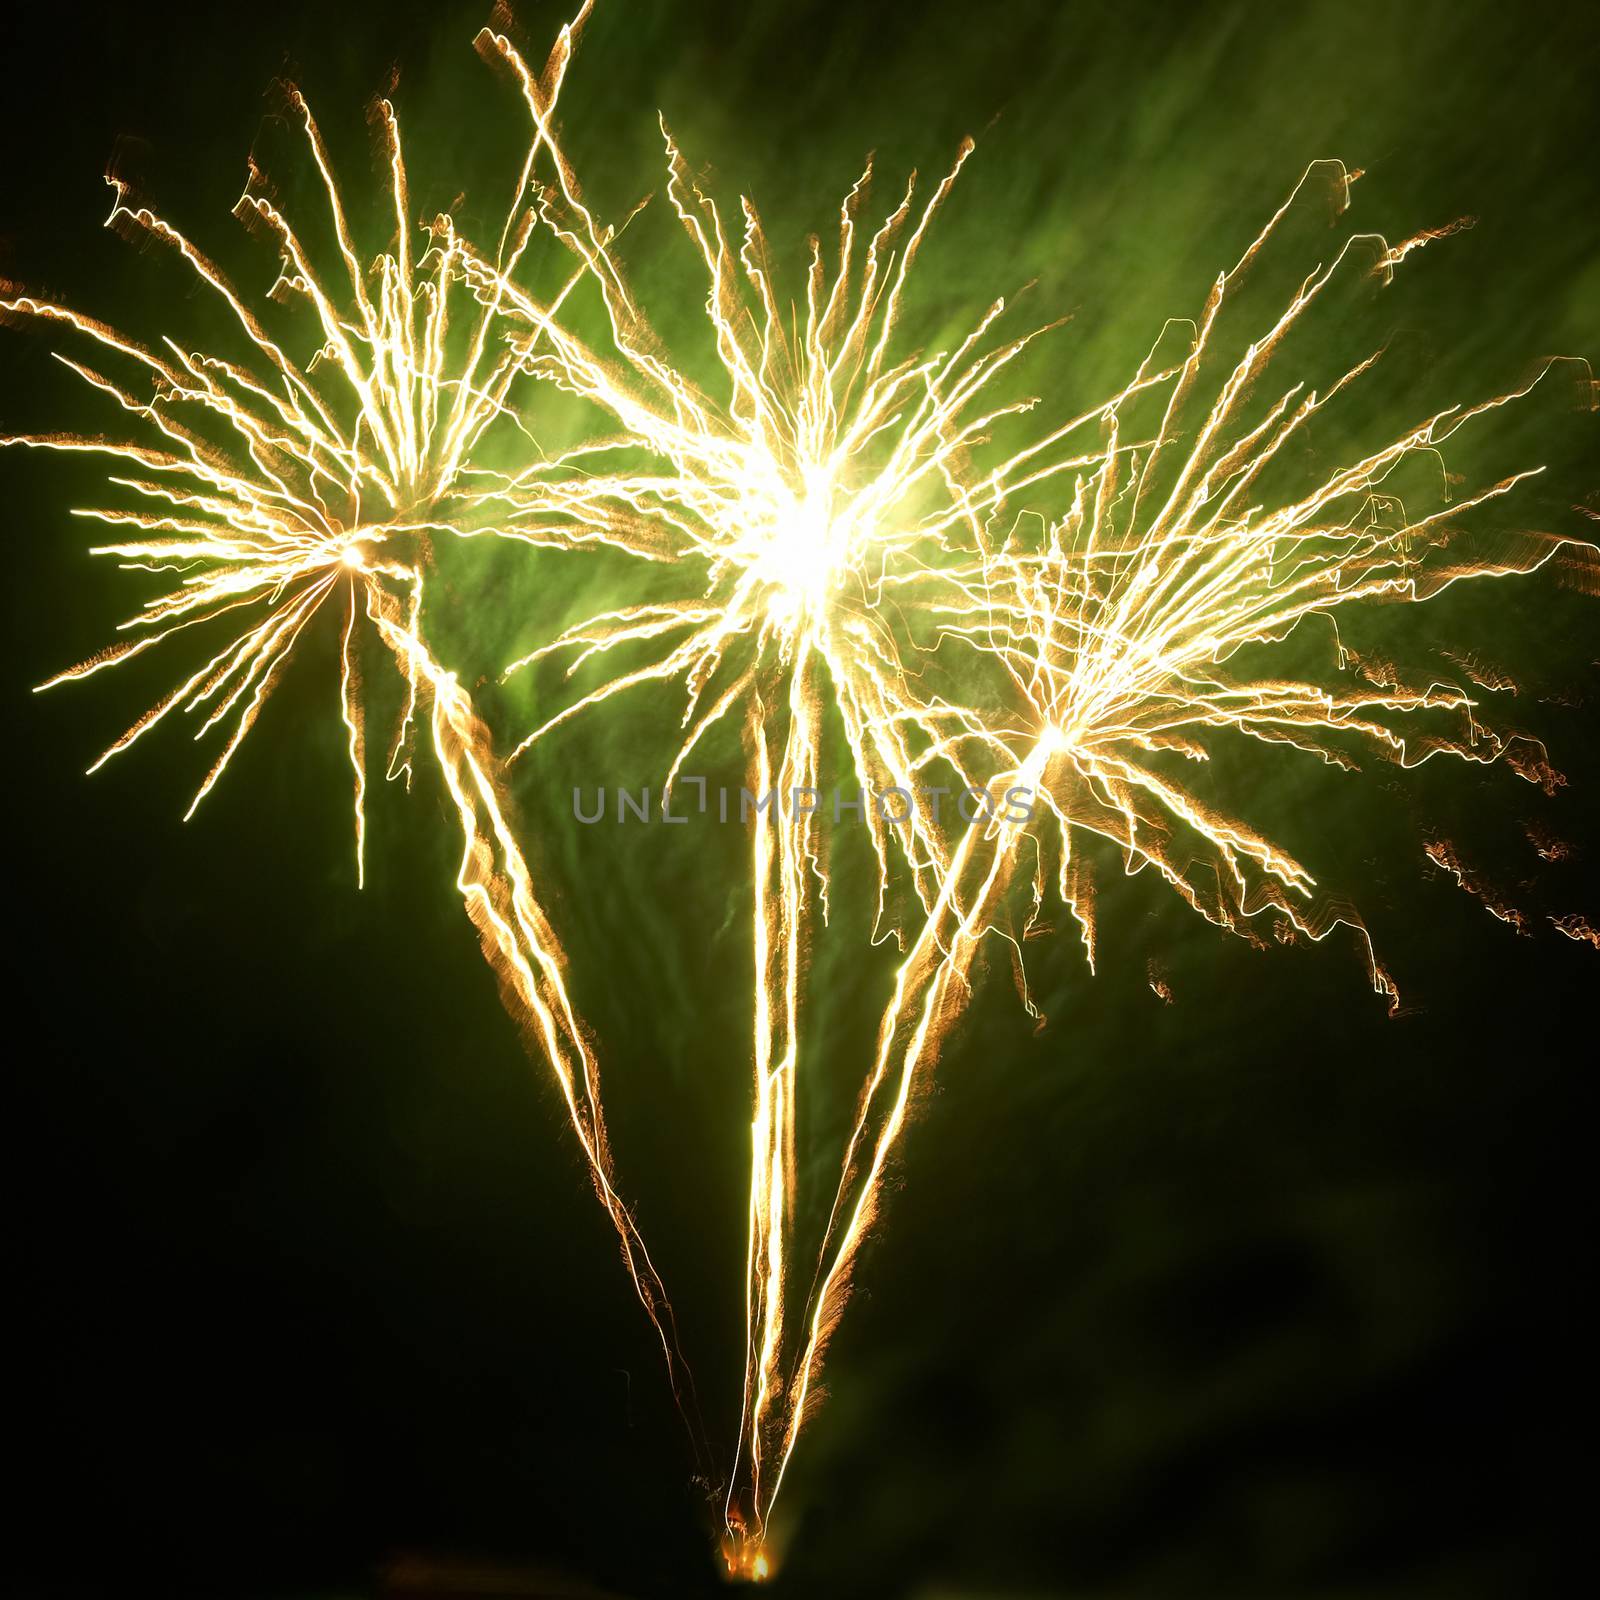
[4,2,1596,1597]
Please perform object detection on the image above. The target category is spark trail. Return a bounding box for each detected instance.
[0,52,706,1460]
[470,45,1592,1559]
[470,24,1172,1552]
[739,162,1598,1565]
[9,5,1595,1585]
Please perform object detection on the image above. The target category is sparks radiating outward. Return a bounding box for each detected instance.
[730,161,1597,1570]
[0,44,705,1456]
[471,24,1174,1552]
[9,3,1595,1588]
[463,34,1594,1563]
[1,91,515,870]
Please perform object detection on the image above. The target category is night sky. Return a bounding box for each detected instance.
[5,3,1597,1597]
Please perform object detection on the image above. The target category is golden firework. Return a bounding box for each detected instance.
[7,6,1594,1585]
[741,162,1595,1573]
[1,22,705,1462]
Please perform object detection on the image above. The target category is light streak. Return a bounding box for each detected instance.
[461,68,1595,1557]
[724,161,1597,1572]
[1,35,707,1470]
[470,31,1159,1554]
[7,7,1594,1582]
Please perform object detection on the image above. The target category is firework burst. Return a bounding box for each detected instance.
[740,161,1596,1570]
[7,5,1594,1585]
[464,28,1175,1545]
[437,37,1596,1562]
[1,31,707,1460]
